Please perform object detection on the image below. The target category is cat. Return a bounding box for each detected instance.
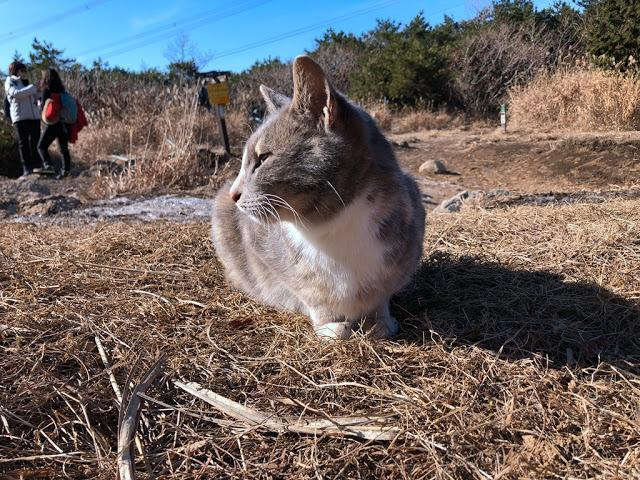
[211,55,425,339]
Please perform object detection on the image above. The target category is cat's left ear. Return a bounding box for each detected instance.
[291,55,342,131]
[259,85,291,114]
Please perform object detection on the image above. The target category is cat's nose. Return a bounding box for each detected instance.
[230,190,242,203]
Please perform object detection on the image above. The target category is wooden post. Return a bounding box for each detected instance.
[205,74,232,155]
[215,104,230,155]
[500,103,507,133]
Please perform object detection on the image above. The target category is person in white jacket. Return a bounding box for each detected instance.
[4,61,43,176]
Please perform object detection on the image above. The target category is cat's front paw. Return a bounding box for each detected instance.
[314,321,353,340]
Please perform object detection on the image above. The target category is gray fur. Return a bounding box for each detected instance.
[211,55,425,339]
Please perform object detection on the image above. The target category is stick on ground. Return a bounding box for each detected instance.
[117,355,166,480]
[173,379,401,441]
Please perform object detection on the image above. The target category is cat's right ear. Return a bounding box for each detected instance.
[259,85,291,114]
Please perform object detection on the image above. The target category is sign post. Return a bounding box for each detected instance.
[206,75,231,154]
[500,103,507,133]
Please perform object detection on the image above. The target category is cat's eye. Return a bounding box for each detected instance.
[254,152,271,171]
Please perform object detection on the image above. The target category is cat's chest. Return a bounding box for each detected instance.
[283,196,385,288]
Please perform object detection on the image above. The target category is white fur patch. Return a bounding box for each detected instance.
[284,192,386,317]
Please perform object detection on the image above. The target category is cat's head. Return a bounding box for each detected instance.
[229,55,371,227]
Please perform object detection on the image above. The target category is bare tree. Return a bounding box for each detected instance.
[452,22,580,115]
[164,32,213,70]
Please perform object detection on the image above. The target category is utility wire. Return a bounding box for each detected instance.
[212,0,467,60]
[74,0,273,60]
[0,0,116,44]
[97,0,403,62]
[212,0,403,60]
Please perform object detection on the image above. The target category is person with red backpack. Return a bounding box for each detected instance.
[38,68,76,179]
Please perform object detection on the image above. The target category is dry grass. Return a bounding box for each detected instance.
[508,67,640,131]
[71,80,462,199]
[1,198,639,479]
[366,102,461,134]
[75,85,231,198]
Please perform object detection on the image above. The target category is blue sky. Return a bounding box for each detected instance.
[0,0,555,73]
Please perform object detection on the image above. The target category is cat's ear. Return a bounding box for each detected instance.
[291,55,340,130]
[259,85,291,114]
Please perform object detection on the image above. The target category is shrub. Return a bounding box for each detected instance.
[0,120,19,178]
[349,15,454,106]
[449,0,582,116]
[88,85,218,197]
[452,21,579,116]
[583,0,640,66]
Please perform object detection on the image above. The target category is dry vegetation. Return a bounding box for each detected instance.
[1,197,639,479]
[49,55,639,200]
[66,72,467,198]
[508,66,640,131]
[68,79,241,198]
[367,103,463,134]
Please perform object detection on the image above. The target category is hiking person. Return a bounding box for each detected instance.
[38,68,73,179]
[4,61,42,176]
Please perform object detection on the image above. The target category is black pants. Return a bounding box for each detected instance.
[14,119,41,174]
[38,122,71,173]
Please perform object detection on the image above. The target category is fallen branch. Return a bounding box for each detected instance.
[173,380,401,442]
[95,336,145,457]
[117,355,166,480]
[0,452,85,463]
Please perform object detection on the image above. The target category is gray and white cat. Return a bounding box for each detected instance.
[211,56,425,339]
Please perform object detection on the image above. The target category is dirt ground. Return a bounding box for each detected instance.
[392,128,640,208]
[2,127,640,219]
[1,127,640,479]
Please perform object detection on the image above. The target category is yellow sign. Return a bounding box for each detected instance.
[207,82,230,105]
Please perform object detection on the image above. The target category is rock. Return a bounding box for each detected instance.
[0,199,17,218]
[20,195,82,216]
[90,155,137,176]
[434,190,476,213]
[419,159,449,174]
[15,176,51,196]
[392,140,412,149]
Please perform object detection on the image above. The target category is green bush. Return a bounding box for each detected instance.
[349,15,456,106]
[583,0,640,67]
[0,120,19,178]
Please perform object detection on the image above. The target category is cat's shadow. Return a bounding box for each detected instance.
[392,252,640,372]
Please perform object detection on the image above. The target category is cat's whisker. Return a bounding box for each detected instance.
[258,198,287,237]
[326,180,346,208]
[256,204,269,224]
[261,198,282,225]
[264,194,308,228]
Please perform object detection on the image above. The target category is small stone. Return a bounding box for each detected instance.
[434,190,476,213]
[21,195,82,216]
[419,159,449,174]
[15,177,51,196]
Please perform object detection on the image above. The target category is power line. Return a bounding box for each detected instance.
[74,0,273,61]
[211,0,403,60]
[211,1,467,60]
[96,0,402,63]
[0,0,116,44]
